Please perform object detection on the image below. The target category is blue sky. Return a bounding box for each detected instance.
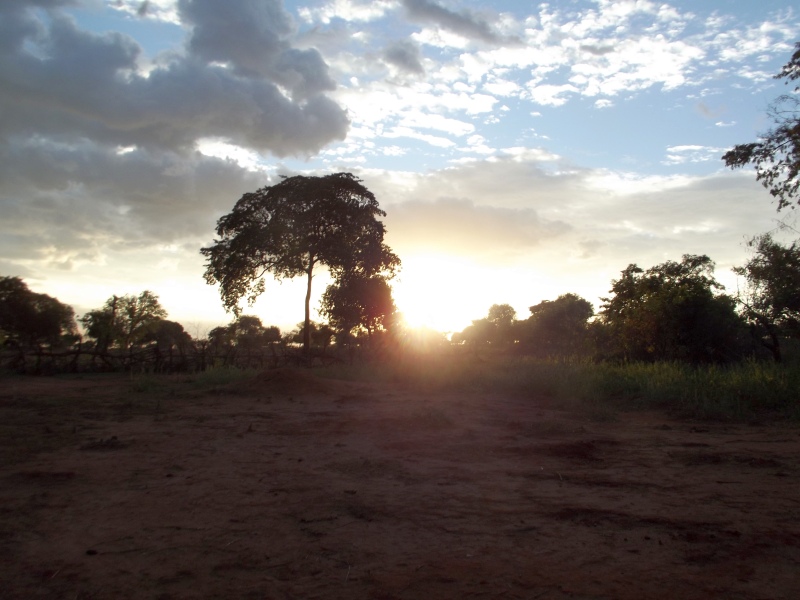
[1,0,798,334]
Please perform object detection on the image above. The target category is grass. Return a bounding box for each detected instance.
[128,366,260,395]
[314,351,800,422]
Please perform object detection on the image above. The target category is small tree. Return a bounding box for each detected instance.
[81,291,167,353]
[201,173,400,354]
[287,321,334,351]
[524,293,594,357]
[723,42,800,210]
[320,274,397,341]
[733,233,800,362]
[487,303,517,345]
[141,319,192,371]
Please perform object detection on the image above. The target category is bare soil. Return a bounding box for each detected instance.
[1,370,798,599]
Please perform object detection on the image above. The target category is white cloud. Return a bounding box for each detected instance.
[526,83,579,106]
[298,0,397,25]
[383,126,455,148]
[398,111,474,136]
[662,145,728,165]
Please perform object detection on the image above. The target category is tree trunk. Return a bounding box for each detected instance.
[304,259,314,355]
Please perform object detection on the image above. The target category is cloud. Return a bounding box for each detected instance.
[382,39,425,77]
[359,153,780,306]
[662,145,728,165]
[0,2,349,157]
[298,0,396,25]
[401,0,517,45]
[386,197,571,257]
[0,137,267,267]
[179,0,336,99]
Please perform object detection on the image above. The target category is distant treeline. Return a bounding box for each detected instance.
[2,238,800,374]
[0,281,342,374]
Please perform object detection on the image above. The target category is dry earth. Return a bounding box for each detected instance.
[1,370,798,599]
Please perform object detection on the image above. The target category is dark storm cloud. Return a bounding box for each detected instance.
[0,1,348,156]
[383,39,425,76]
[400,0,517,45]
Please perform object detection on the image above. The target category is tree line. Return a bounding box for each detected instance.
[2,231,798,374]
[453,243,800,364]
[0,279,357,374]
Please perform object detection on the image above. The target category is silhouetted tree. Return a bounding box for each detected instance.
[201,173,400,354]
[733,234,800,362]
[0,276,76,348]
[524,293,594,357]
[141,319,192,371]
[287,321,334,350]
[454,304,518,347]
[723,42,800,210]
[320,274,396,341]
[600,255,744,363]
[487,303,517,344]
[81,291,167,352]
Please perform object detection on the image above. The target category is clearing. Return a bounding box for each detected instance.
[1,370,798,599]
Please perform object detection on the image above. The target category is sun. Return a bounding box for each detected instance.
[392,254,494,334]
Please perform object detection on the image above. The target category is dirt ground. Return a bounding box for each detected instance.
[1,370,798,599]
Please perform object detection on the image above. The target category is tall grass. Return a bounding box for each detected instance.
[315,352,800,421]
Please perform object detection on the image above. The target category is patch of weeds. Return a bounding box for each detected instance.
[129,373,164,394]
[189,367,259,390]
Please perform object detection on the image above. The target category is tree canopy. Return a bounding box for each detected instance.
[723,42,800,210]
[733,234,800,362]
[80,291,167,352]
[524,293,594,357]
[0,276,76,348]
[201,172,400,353]
[320,273,397,340]
[600,255,743,363]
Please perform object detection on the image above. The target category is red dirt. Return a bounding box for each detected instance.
[1,371,798,599]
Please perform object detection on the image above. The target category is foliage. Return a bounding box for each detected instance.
[0,276,76,348]
[141,319,192,352]
[599,255,744,363]
[201,172,400,352]
[320,274,397,339]
[80,291,167,352]
[204,315,281,368]
[287,321,335,350]
[722,42,800,210]
[733,233,800,362]
[453,304,518,346]
[522,293,594,357]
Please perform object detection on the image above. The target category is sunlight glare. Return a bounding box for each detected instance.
[393,254,502,334]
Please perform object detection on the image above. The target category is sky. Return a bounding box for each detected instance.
[1,0,799,336]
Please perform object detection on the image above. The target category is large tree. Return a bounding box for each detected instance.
[733,233,800,362]
[0,276,76,348]
[600,255,744,363]
[201,173,399,353]
[723,42,800,210]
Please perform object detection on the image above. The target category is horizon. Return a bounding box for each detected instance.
[2,0,799,337]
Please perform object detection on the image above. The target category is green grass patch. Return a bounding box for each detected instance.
[315,352,800,422]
